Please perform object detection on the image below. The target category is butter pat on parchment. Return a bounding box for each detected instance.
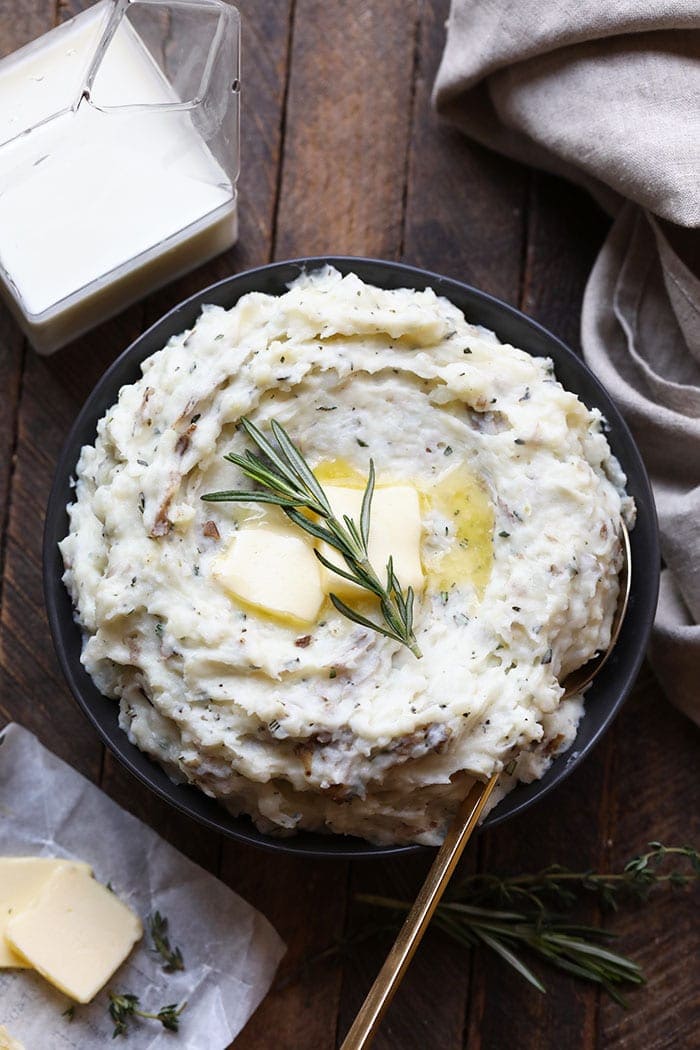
[5,864,142,1003]
[0,857,92,968]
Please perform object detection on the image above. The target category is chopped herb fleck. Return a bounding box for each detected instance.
[440,591,449,605]
[443,446,453,456]
[329,668,337,679]
[356,437,368,448]
[514,438,525,445]
[542,648,553,665]
[498,530,510,538]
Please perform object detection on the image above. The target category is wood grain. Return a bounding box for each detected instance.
[340,3,527,1047]
[230,3,423,1045]
[0,3,696,1049]
[274,0,420,261]
[464,176,614,1050]
[599,667,700,1049]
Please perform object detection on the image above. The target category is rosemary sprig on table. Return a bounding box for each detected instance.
[201,417,422,657]
[149,910,185,972]
[108,992,186,1037]
[447,842,700,911]
[291,843,698,1006]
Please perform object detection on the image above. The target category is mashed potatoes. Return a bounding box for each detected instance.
[60,267,633,845]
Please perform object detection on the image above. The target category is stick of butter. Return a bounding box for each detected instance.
[5,864,142,1003]
[318,485,424,599]
[0,857,92,968]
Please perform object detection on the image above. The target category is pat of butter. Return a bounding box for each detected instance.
[0,857,92,968]
[6,864,142,1003]
[214,525,325,625]
[0,1025,25,1050]
[319,485,424,599]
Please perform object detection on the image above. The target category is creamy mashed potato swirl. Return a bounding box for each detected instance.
[60,268,634,845]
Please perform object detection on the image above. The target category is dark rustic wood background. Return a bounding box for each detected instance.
[1,2,698,1048]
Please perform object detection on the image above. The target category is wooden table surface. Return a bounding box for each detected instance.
[1,3,698,1048]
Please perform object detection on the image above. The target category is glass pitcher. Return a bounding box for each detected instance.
[0,0,240,353]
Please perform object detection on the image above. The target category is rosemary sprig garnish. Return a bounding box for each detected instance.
[201,417,422,657]
[149,910,185,972]
[108,992,186,1037]
[291,843,698,1006]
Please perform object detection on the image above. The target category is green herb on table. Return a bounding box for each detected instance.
[293,843,698,1006]
[201,417,422,658]
[108,992,186,1037]
[149,910,185,972]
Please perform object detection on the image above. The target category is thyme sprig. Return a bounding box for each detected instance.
[447,842,700,912]
[149,910,185,972]
[108,992,186,1037]
[201,417,422,657]
[292,843,698,1007]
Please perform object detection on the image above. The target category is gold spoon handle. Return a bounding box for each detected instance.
[340,773,500,1050]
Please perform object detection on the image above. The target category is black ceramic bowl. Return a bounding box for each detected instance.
[44,257,659,859]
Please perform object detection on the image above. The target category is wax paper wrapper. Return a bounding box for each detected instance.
[0,723,285,1048]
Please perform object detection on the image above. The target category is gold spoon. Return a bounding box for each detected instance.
[340,521,631,1050]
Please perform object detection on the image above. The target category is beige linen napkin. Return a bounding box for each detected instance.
[433,0,700,723]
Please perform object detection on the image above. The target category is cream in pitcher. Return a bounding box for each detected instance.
[0,0,240,353]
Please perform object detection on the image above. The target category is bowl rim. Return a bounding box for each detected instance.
[43,255,660,859]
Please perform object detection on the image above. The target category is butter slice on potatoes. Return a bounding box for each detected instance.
[214,525,324,624]
[6,864,142,1003]
[318,486,424,599]
[0,857,92,968]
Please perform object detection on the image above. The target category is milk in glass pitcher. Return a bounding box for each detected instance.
[0,0,240,353]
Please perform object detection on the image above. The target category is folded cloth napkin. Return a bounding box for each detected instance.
[433,0,700,723]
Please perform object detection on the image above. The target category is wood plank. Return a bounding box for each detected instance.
[337,2,529,1047]
[274,0,420,261]
[232,3,424,1047]
[227,4,423,1045]
[598,668,700,1049]
[403,10,527,302]
[520,171,611,351]
[0,0,50,57]
[464,177,611,1050]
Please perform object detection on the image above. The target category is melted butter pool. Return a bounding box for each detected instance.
[424,468,493,598]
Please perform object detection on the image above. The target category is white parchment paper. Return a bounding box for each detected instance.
[0,723,286,1049]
